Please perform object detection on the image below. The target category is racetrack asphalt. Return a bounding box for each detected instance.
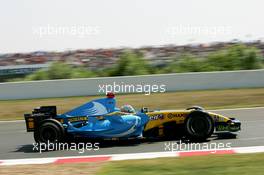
[0,107,264,160]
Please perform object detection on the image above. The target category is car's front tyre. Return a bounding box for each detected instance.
[184,111,214,142]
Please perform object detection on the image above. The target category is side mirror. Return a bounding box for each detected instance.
[141,107,148,113]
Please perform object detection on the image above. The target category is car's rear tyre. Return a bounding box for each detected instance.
[184,111,214,142]
[34,119,64,144]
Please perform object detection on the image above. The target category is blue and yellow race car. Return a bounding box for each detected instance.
[24,93,241,143]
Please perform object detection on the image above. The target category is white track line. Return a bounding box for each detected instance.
[233,146,264,153]
[111,151,178,161]
[209,106,264,112]
[0,120,24,123]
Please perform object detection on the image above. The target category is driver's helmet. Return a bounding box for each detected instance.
[120,105,136,113]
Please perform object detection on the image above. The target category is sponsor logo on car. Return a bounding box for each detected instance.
[213,115,225,122]
[149,114,164,120]
[68,116,88,122]
[167,113,185,119]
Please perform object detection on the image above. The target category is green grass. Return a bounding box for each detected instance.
[98,153,264,175]
[1,88,264,120]
[1,153,263,175]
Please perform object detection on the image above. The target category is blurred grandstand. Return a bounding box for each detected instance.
[0,40,264,81]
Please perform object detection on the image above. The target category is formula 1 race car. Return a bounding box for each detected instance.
[24,93,241,143]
